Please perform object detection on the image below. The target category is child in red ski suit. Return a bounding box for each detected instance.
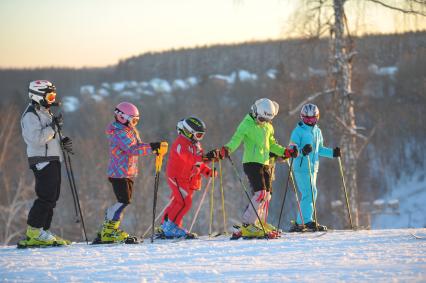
[161,117,218,239]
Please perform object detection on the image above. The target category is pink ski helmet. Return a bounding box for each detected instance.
[114,102,140,126]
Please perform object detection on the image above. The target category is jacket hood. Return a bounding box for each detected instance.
[106,121,129,135]
[298,121,318,130]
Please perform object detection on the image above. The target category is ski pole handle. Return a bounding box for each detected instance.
[155,142,168,173]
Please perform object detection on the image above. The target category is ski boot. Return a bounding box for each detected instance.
[241,223,264,239]
[305,221,327,232]
[44,230,71,245]
[260,221,282,238]
[230,225,242,240]
[289,221,308,233]
[154,226,166,239]
[100,220,131,243]
[162,220,197,239]
[17,226,62,248]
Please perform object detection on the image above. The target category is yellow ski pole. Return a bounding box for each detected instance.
[219,159,228,235]
[337,156,354,229]
[151,142,168,243]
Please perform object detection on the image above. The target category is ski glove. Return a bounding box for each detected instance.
[150,142,162,154]
[201,166,217,178]
[204,149,220,161]
[53,114,64,129]
[284,145,298,159]
[61,137,72,153]
[333,147,341,158]
[219,146,230,159]
[302,144,313,156]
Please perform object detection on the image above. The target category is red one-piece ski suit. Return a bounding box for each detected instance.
[162,134,213,227]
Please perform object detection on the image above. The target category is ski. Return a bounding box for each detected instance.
[91,236,141,245]
[311,232,327,238]
[17,241,68,249]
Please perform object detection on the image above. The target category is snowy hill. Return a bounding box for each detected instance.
[1,229,425,282]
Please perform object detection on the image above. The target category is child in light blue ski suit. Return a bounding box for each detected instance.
[289,103,340,231]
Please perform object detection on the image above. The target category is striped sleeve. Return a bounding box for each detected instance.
[114,129,152,156]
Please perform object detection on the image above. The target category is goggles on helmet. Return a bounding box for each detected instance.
[302,116,318,125]
[45,92,56,104]
[129,116,139,126]
[256,116,271,123]
[114,109,139,126]
[193,131,205,141]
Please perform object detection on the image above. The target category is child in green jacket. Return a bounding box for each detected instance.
[219,98,298,239]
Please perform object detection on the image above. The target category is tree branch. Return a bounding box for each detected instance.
[331,112,368,141]
[288,89,335,116]
[356,125,377,160]
[366,0,426,17]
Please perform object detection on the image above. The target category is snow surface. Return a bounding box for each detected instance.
[1,229,425,282]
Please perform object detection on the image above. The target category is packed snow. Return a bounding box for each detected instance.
[1,229,425,282]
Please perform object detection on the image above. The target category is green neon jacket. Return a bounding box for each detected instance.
[225,114,285,165]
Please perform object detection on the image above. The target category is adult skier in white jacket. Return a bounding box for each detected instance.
[18,80,72,248]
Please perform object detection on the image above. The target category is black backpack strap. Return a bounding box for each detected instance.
[22,104,41,122]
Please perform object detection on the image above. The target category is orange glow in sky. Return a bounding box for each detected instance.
[0,0,424,68]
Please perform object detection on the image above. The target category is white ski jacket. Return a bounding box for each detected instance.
[21,103,63,167]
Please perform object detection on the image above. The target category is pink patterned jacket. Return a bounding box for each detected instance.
[106,122,152,178]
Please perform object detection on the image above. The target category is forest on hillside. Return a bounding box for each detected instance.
[0,32,425,244]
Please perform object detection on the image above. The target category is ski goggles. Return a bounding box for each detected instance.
[114,109,139,126]
[257,116,272,123]
[193,132,205,140]
[45,92,56,104]
[302,116,318,125]
[128,116,139,126]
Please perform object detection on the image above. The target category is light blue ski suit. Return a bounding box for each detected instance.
[290,121,333,224]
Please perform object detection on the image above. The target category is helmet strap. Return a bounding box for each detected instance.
[40,99,50,108]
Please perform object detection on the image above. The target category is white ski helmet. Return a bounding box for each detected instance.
[300,103,320,125]
[251,98,279,122]
[28,80,56,106]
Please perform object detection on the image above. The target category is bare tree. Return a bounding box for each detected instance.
[287,0,425,227]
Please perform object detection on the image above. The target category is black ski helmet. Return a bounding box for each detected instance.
[177,116,206,141]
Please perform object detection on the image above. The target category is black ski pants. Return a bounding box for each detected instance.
[109,178,134,204]
[243,162,273,193]
[27,161,61,230]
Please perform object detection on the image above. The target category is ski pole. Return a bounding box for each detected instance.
[227,156,268,237]
[337,156,354,230]
[151,142,168,243]
[277,158,293,230]
[287,160,305,227]
[188,177,212,233]
[63,152,89,244]
[306,155,319,231]
[54,117,89,244]
[218,159,228,235]
[209,160,215,237]
[142,197,174,238]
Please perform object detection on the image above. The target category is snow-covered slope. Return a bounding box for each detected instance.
[373,171,426,229]
[1,229,425,282]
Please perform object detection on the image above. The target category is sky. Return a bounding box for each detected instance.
[0,0,424,68]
